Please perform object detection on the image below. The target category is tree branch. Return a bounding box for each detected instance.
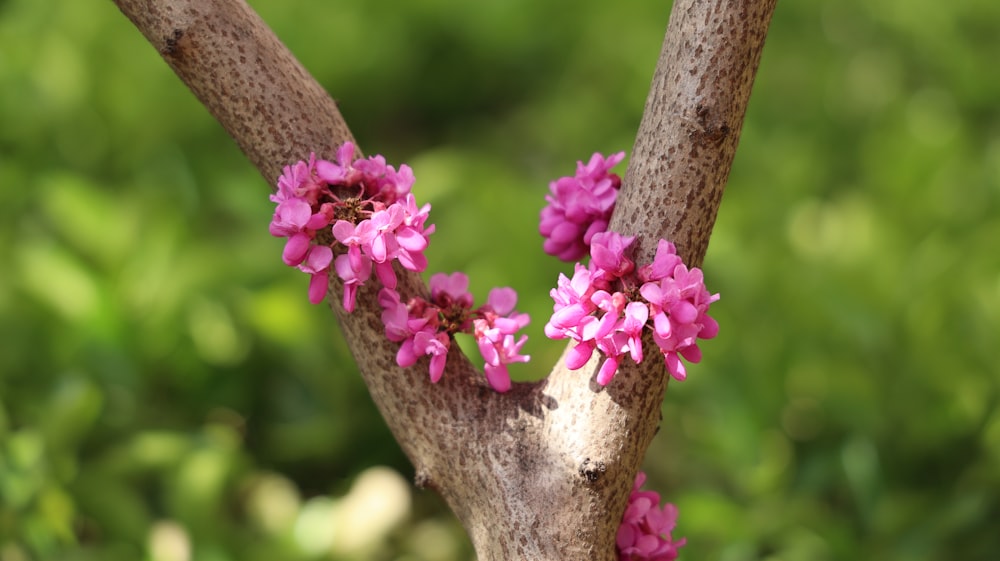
[112,0,775,559]
[113,0,355,182]
[616,0,776,269]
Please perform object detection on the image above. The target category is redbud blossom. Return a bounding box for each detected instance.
[616,472,685,561]
[269,143,433,307]
[378,274,531,392]
[545,229,718,385]
[272,145,532,392]
[430,272,475,310]
[590,231,636,279]
[273,154,324,206]
[539,151,719,385]
[298,246,333,305]
[539,151,625,261]
[314,141,358,186]
[473,287,531,392]
[637,241,720,381]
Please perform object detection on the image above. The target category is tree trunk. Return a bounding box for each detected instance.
[112,0,775,558]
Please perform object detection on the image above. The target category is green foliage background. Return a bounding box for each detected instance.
[1,0,998,559]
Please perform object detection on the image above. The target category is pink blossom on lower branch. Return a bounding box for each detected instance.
[378,288,450,380]
[617,472,686,561]
[429,272,475,310]
[411,329,450,383]
[377,275,531,392]
[473,287,532,392]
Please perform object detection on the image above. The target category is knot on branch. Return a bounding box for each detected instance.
[578,458,607,484]
[160,28,186,57]
[414,469,433,490]
[687,103,730,146]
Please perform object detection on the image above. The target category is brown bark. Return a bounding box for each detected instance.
[617,0,776,269]
[112,0,775,559]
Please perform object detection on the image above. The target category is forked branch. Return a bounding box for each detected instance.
[113,0,775,559]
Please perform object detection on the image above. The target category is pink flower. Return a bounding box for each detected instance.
[395,325,433,367]
[297,245,333,305]
[412,329,451,383]
[430,272,475,309]
[377,273,532,391]
[590,231,636,280]
[269,197,312,238]
[378,288,413,342]
[271,145,436,319]
[329,198,434,299]
[314,142,415,205]
[545,264,598,339]
[578,151,627,186]
[315,148,413,205]
[592,300,649,385]
[546,262,637,382]
[554,287,649,385]
[365,206,405,262]
[394,194,434,272]
[476,329,528,393]
[360,206,406,289]
[379,288,452,382]
[273,154,324,205]
[638,240,684,283]
[378,280,456,383]
[363,160,414,203]
[315,142,360,186]
[638,242,719,380]
[616,472,686,561]
[546,228,718,385]
[270,197,331,266]
[333,251,371,312]
[485,287,530,333]
[619,302,649,364]
[539,151,625,261]
[353,154,392,198]
[591,290,628,339]
[472,287,531,392]
[562,336,597,370]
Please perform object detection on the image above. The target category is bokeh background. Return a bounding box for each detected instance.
[1,0,998,559]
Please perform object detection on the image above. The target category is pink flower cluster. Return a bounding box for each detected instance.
[545,232,718,384]
[271,144,532,392]
[268,142,434,309]
[617,472,686,561]
[378,273,530,392]
[539,151,625,261]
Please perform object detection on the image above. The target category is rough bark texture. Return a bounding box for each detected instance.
[113,0,775,559]
[616,0,777,269]
[112,0,355,182]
